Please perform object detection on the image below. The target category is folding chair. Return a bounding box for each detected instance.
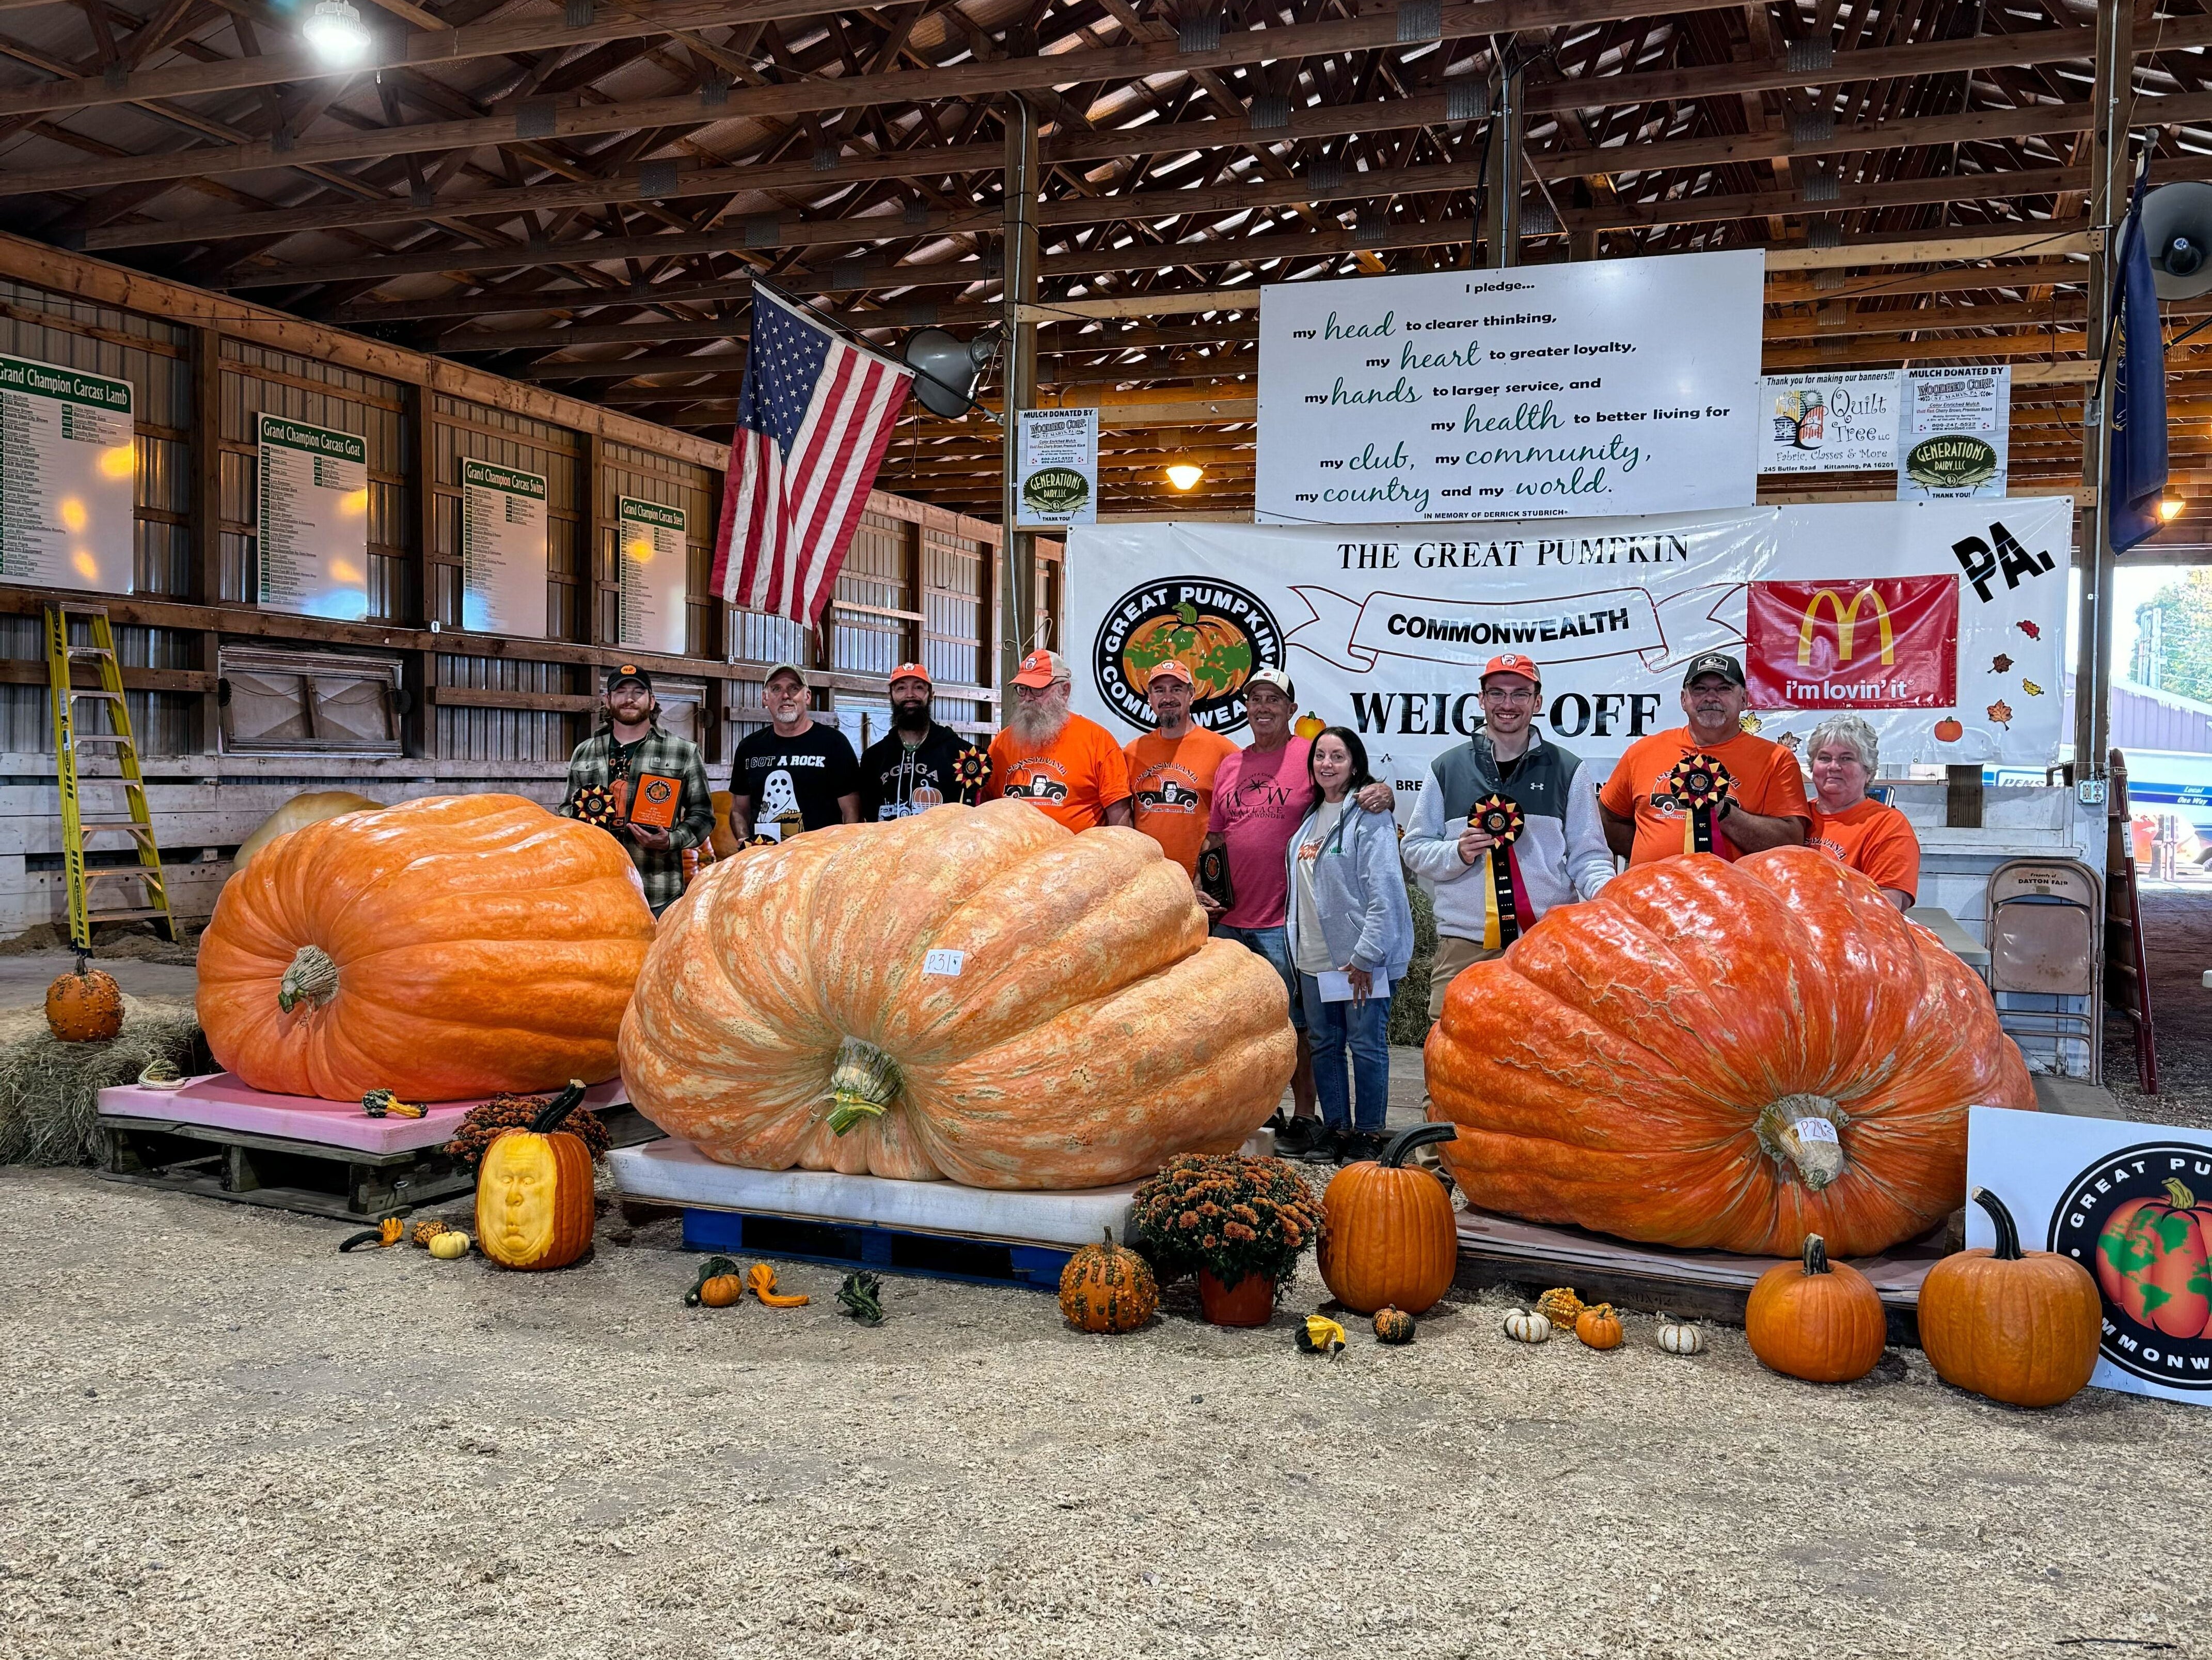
[1984,858,2103,1084]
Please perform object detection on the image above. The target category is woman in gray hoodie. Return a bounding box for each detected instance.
[1282,726,1415,1164]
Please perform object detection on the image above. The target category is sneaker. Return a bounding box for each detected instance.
[1275,1115,1319,1155]
[1260,1109,1290,1137]
[1301,1122,1349,1164]
[1346,1130,1388,1163]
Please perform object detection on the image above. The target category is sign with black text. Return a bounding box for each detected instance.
[257,414,369,621]
[1900,366,2011,499]
[1759,370,1901,474]
[1015,407,1098,527]
[461,458,548,637]
[618,496,688,656]
[0,352,135,593]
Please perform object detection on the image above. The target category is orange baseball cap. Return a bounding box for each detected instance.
[888,662,933,690]
[1481,652,1541,688]
[1012,649,1069,688]
[1146,660,1194,686]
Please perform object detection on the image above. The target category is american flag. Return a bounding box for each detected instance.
[712,287,913,624]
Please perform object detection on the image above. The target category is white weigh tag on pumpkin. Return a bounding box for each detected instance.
[1793,1116,1840,1145]
[923,949,965,977]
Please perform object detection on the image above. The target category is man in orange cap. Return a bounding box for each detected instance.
[1123,659,1237,876]
[858,662,989,819]
[986,649,1132,829]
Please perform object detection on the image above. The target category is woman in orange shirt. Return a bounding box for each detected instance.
[1804,714,1921,909]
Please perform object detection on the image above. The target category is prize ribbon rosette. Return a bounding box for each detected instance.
[571,782,622,833]
[950,744,990,802]
[1472,793,1537,949]
[1665,754,1736,857]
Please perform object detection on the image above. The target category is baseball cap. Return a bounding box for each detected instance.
[1012,649,1070,688]
[764,661,809,688]
[1146,660,1195,687]
[888,662,933,691]
[1682,651,1747,688]
[607,663,653,692]
[1480,652,1541,688]
[1244,667,1295,701]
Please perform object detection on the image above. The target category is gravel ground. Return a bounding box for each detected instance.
[2105,879,2212,1130]
[2,1166,2207,1660]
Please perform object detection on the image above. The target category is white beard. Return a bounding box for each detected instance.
[1009,697,1070,747]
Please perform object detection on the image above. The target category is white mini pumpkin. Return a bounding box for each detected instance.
[1502,1308,1553,1344]
[1654,1312,1705,1355]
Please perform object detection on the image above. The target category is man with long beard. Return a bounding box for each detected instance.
[857,662,988,819]
[985,649,1132,831]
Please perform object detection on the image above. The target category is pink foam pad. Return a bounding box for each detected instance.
[96,1073,629,1156]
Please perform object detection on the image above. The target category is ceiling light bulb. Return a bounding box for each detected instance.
[1166,463,1204,491]
[304,0,372,64]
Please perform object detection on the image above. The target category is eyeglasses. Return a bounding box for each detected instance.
[1482,688,1538,704]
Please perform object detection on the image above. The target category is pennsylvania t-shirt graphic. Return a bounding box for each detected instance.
[1004,762,1070,803]
[1133,765,1204,813]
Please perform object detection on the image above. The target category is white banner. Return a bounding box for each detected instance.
[1068,498,2071,796]
[1760,370,1902,474]
[461,458,548,638]
[618,496,688,656]
[257,414,369,622]
[1015,407,1098,526]
[0,353,136,593]
[1900,366,2011,499]
[1255,250,1764,524]
[1966,1106,2212,1407]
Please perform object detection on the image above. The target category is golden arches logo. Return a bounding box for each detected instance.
[1796,586,1893,667]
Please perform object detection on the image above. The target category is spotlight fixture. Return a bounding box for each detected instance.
[2159,496,2186,522]
[1165,463,1204,491]
[303,0,372,62]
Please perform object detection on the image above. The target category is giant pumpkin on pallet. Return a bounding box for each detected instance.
[198,794,656,1101]
[1425,848,2034,1258]
[619,798,1295,1189]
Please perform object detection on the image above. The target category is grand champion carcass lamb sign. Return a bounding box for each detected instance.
[1070,498,2069,797]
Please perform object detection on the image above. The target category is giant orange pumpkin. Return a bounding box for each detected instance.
[231,789,382,875]
[1425,849,2033,1258]
[619,799,1295,1188]
[198,794,655,1101]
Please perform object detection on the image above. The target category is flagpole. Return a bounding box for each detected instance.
[998,93,1041,695]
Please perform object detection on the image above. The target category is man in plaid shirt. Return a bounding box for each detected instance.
[558,664,714,915]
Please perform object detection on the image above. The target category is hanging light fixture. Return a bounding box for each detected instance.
[304,0,372,64]
[1165,463,1204,491]
[2159,496,2186,521]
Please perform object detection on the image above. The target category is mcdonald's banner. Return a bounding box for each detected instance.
[1066,497,2070,797]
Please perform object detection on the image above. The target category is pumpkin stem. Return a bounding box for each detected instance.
[1968,1187,2025,1261]
[1802,1234,1831,1276]
[276,944,340,1014]
[528,1079,589,1135]
[2166,1177,2198,1210]
[1756,1095,1847,1192]
[825,1036,903,1135]
[1379,1122,1457,1168]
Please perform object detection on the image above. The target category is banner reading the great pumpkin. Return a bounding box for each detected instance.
[1067,497,2070,797]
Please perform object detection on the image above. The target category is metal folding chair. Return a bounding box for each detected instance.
[1984,858,2103,1084]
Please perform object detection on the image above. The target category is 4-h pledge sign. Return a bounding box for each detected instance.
[1068,497,2069,793]
[1256,249,1763,523]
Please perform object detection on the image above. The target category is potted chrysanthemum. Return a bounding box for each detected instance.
[1128,1153,1322,1326]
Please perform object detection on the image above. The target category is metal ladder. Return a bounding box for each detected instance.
[44,602,177,949]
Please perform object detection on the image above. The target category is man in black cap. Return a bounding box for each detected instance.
[559,663,714,914]
[1597,651,1809,868]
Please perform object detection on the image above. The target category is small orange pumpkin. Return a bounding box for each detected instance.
[45,959,123,1042]
[1317,1123,1459,1315]
[1746,1233,1887,1384]
[1058,1228,1159,1334]
[1918,1187,2101,1408]
[474,1082,596,1272]
[1575,1304,1624,1350]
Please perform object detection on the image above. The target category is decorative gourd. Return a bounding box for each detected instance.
[410,1218,449,1248]
[685,1255,744,1307]
[1372,1306,1415,1345]
[428,1231,470,1260]
[1502,1308,1553,1344]
[1920,1187,2101,1408]
[45,959,123,1042]
[474,1082,596,1272]
[1575,1304,1624,1350]
[836,1272,886,1325]
[232,790,382,875]
[1746,1234,1887,1384]
[339,1216,405,1252]
[1295,1314,1348,1357]
[1058,1228,1160,1334]
[748,1262,810,1307]
[1536,1287,1585,1334]
[1317,1123,1459,1315]
[619,799,1295,1188]
[1654,1314,1706,1356]
[2096,1176,2212,1339]
[1426,849,2035,1257]
[198,794,655,1101]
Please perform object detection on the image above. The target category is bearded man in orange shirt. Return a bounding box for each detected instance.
[986,649,1133,831]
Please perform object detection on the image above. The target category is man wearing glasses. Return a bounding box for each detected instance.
[1401,653,1616,1032]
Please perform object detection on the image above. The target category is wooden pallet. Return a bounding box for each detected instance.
[682,1207,1072,1292]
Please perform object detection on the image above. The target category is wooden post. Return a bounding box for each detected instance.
[999,93,1040,687]
[187,326,223,753]
[402,380,437,758]
[1487,56,1522,269]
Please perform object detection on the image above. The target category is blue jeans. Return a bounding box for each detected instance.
[1211,923,1305,1031]
[1297,973,1389,1131]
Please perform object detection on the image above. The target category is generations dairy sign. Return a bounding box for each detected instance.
[0,352,136,593]
[1900,365,2011,499]
[257,414,369,621]
[1069,498,2069,791]
[1256,250,1764,524]
[1014,407,1098,527]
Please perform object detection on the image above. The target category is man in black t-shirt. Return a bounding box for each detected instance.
[857,662,989,820]
[730,661,862,840]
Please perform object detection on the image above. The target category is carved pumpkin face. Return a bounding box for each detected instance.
[474,1126,594,1271]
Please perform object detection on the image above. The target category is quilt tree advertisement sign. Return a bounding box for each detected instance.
[1069,498,2069,798]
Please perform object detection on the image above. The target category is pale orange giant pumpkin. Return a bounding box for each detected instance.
[619,798,1296,1188]
[1425,848,2034,1258]
[198,794,656,1101]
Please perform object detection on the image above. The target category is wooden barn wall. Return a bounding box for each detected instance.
[0,243,1050,935]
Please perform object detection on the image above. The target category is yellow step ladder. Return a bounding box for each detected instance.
[44,602,177,950]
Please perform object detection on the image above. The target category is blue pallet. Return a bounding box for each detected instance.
[681,1207,1071,1292]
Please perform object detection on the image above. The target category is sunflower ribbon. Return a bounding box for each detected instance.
[1667,755,1736,858]
[950,744,991,803]
[1472,793,1537,950]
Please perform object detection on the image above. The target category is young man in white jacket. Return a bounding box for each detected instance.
[1401,653,1616,1029]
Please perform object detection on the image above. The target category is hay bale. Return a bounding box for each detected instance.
[0,998,206,1166]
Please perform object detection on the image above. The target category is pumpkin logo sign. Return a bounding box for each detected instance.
[2048,1141,2212,1391]
[1092,579,1286,735]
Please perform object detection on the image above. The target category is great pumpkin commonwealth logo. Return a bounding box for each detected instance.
[2047,1139,2212,1390]
[1093,579,1285,734]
